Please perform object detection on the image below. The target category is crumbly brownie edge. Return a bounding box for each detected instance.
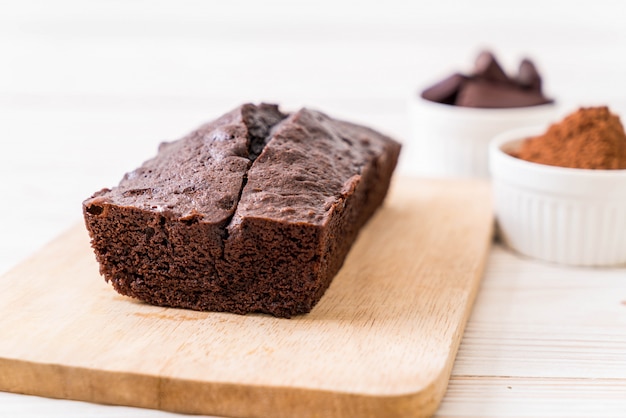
[83,104,288,312]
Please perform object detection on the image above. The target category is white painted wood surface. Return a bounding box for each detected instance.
[1,1,625,417]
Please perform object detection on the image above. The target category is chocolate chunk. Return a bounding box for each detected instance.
[517,58,542,91]
[455,80,553,108]
[420,50,554,108]
[473,51,510,84]
[420,73,467,105]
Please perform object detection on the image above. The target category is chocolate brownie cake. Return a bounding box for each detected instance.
[83,103,401,318]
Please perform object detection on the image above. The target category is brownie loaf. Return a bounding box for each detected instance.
[83,104,401,317]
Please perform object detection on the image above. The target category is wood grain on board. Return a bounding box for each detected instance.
[0,177,493,418]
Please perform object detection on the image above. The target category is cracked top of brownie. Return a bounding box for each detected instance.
[85,104,286,224]
[84,103,397,227]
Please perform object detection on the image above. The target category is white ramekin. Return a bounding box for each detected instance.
[490,126,626,266]
[407,96,557,178]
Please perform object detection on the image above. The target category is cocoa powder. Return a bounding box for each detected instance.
[514,106,626,169]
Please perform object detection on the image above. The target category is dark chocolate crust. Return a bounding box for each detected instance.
[83,104,401,318]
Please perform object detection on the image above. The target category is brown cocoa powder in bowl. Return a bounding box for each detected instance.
[513,106,626,169]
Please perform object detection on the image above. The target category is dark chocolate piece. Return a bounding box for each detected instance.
[420,73,467,105]
[420,50,553,108]
[83,104,401,318]
[517,58,542,91]
[473,51,509,84]
[455,80,552,108]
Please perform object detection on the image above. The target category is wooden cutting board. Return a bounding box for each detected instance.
[0,177,493,418]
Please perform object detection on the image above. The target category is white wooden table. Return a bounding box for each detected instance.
[1,1,625,416]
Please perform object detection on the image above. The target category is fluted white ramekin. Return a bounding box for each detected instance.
[490,126,626,266]
[407,96,556,178]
